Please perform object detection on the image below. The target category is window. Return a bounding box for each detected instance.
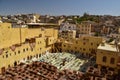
[70,35,72,37]
[75,47,77,49]
[89,49,91,51]
[91,43,93,45]
[70,50,72,52]
[36,54,38,58]
[83,48,86,51]
[39,54,41,57]
[14,52,16,55]
[8,65,10,67]
[30,56,32,59]
[38,42,39,44]
[6,54,8,58]
[97,44,99,46]
[26,48,28,51]
[102,56,107,62]
[83,42,86,45]
[110,58,115,64]
[40,48,41,50]
[18,51,20,54]
[76,41,78,44]
[23,49,25,52]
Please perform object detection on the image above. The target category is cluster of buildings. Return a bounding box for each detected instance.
[0,13,120,79]
[1,14,120,36]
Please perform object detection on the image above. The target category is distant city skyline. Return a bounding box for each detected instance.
[0,0,120,16]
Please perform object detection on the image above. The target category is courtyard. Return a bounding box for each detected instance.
[39,52,96,73]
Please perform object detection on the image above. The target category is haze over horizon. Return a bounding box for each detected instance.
[0,0,120,16]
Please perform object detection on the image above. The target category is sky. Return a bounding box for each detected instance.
[0,0,120,16]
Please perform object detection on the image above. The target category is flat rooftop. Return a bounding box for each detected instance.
[98,43,118,52]
[26,23,58,26]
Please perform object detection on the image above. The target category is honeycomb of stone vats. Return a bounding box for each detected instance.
[0,61,83,80]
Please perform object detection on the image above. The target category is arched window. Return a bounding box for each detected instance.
[110,58,115,64]
[102,56,107,62]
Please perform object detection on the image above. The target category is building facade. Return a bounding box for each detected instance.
[0,23,58,73]
[59,30,76,39]
[96,43,120,73]
[60,22,76,31]
[62,36,102,56]
[77,21,92,37]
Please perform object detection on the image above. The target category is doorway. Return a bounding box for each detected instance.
[1,67,5,74]
[14,61,17,66]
